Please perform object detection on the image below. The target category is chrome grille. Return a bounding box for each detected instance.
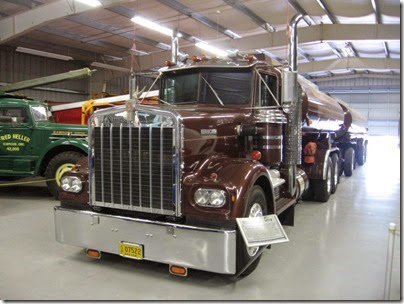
[89,105,181,216]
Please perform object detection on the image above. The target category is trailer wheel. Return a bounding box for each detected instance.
[45,151,84,198]
[236,185,268,277]
[331,154,339,194]
[344,148,355,177]
[313,157,332,202]
[356,144,366,166]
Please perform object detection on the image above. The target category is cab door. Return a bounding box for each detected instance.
[0,106,35,175]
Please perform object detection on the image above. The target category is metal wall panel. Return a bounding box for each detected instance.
[318,76,400,137]
[0,46,89,102]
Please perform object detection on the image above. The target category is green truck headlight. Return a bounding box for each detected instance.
[61,176,83,193]
[194,189,226,208]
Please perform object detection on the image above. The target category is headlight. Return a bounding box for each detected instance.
[194,189,226,208]
[61,176,83,193]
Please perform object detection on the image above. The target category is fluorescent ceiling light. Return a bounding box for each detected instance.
[16,47,73,61]
[224,29,242,39]
[91,62,130,73]
[131,16,182,37]
[75,0,101,7]
[195,42,228,58]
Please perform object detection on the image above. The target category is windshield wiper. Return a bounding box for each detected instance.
[159,98,171,105]
[141,72,172,105]
[254,68,280,107]
[201,75,225,107]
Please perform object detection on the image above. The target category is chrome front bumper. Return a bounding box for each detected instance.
[54,207,237,274]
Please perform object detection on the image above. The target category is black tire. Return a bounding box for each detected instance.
[45,151,84,198]
[356,144,366,166]
[236,185,268,277]
[330,154,339,194]
[343,148,355,177]
[313,157,332,202]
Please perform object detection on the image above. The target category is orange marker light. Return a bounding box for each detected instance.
[86,249,101,259]
[247,54,254,62]
[165,60,172,67]
[169,265,188,276]
[251,150,261,160]
[201,55,207,62]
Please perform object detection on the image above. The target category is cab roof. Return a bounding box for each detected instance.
[0,92,43,107]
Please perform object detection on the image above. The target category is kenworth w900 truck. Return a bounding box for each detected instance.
[54,14,367,277]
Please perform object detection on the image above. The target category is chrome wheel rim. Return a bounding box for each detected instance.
[334,161,338,186]
[247,203,263,256]
[327,166,332,193]
[55,163,75,186]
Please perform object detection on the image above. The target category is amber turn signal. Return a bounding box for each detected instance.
[169,265,188,276]
[86,249,101,259]
[251,150,261,160]
[165,60,172,67]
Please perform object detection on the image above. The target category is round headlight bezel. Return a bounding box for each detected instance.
[194,188,227,208]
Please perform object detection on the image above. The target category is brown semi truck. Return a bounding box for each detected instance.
[54,14,367,277]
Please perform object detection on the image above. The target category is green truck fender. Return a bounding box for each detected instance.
[35,138,88,176]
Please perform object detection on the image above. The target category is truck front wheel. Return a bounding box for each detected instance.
[45,151,84,198]
[236,185,268,277]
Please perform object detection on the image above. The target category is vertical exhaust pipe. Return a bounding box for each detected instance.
[282,14,305,197]
[171,28,179,65]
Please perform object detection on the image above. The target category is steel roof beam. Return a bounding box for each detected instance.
[383,42,390,58]
[370,0,382,24]
[65,15,171,51]
[39,25,131,54]
[136,23,399,71]
[156,0,239,39]
[314,0,359,58]
[223,0,276,32]
[299,57,400,74]
[287,0,316,26]
[0,0,130,44]
[3,0,43,8]
[107,5,202,44]
[315,0,337,24]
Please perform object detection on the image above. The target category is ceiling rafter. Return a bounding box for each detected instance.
[156,0,240,39]
[369,0,390,59]
[222,0,276,32]
[0,0,130,44]
[107,5,202,44]
[65,15,171,51]
[314,0,359,58]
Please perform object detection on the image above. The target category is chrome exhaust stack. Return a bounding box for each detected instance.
[282,14,305,197]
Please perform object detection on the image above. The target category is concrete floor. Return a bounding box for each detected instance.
[0,136,400,300]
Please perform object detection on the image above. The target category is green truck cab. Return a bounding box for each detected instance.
[0,93,88,197]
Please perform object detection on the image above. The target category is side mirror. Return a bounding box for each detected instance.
[11,117,18,128]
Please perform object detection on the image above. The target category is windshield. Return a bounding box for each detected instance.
[31,106,49,122]
[162,68,252,105]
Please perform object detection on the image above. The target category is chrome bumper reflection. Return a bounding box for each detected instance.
[54,207,236,274]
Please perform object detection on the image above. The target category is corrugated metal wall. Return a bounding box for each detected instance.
[316,76,400,136]
[0,46,89,102]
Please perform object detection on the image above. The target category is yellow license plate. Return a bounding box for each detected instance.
[119,242,143,260]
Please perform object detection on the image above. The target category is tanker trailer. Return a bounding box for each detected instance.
[298,76,368,202]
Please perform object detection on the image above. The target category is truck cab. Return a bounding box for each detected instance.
[0,93,88,197]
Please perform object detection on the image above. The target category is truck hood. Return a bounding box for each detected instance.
[35,122,88,138]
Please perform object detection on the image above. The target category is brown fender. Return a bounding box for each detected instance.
[182,155,275,220]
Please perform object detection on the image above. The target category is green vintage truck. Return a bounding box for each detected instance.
[0,92,88,197]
